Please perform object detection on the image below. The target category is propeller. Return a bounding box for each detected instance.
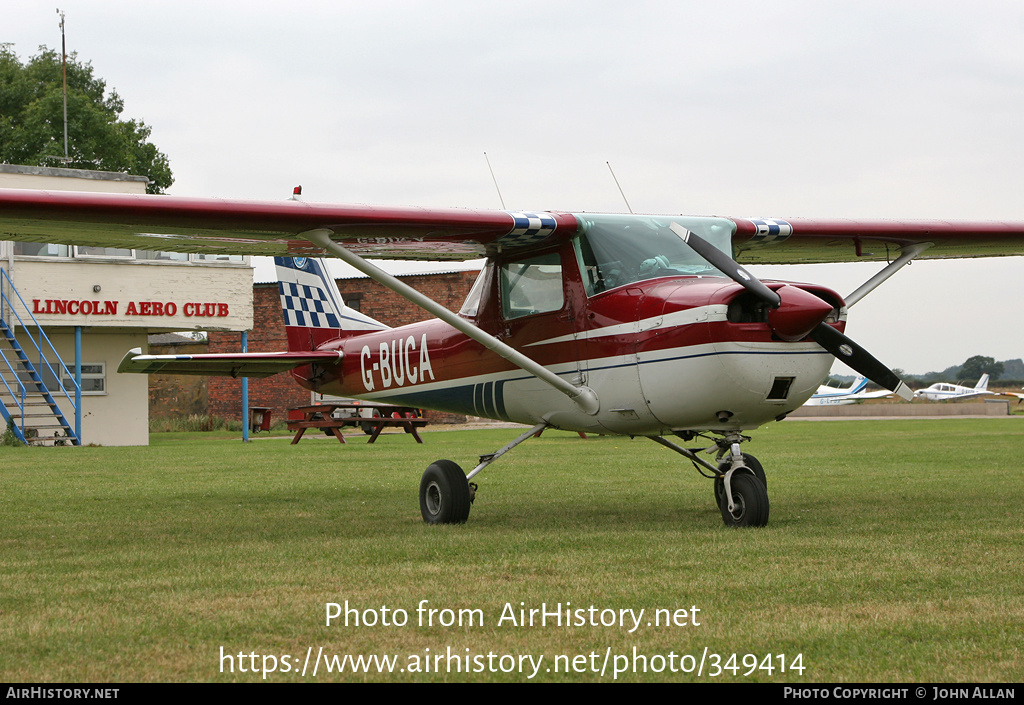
[669,222,914,402]
[808,324,913,400]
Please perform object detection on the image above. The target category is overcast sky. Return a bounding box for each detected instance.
[5,1,1024,375]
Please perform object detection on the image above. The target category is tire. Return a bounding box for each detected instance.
[313,412,336,437]
[719,472,770,528]
[361,409,383,435]
[714,453,766,508]
[419,460,471,524]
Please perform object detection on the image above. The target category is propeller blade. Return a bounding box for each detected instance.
[809,323,914,401]
[667,222,911,402]
[670,222,781,307]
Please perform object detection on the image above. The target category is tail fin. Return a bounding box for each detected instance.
[975,373,990,391]
[275,257,388,351]
[848,375,868,394]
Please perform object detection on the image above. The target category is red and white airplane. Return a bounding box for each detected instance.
[3,188,1024,527]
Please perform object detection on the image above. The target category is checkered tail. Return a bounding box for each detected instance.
[274,257,389,347]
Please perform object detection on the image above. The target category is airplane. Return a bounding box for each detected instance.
[802,375,895,406]
[913,374,996,401]
[3,187,1024,528]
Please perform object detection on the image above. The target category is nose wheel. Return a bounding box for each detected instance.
[718,472,770,527]
[713,452,766,509]
[714,446,770,528]
[651,433,771,528]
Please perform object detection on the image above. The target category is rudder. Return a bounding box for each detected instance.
[275,256,388,352]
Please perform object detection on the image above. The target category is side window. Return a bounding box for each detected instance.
[459,262,492,317]
[499,252,563,320]
[42,362,106,395]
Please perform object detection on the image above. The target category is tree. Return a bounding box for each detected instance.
[959,355,1003,383]
[0,46,172,193]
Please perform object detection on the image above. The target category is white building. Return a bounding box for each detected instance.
[0,165,253,445]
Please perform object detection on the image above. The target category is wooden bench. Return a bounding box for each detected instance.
[287,404,428,445]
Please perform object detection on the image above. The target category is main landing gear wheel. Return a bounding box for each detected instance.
[719,472,770,528]
[420,459,472,525]
[714,453,766,509]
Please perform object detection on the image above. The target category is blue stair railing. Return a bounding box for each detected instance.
[0,268,80,445]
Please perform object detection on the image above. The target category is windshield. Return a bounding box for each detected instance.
[572,214,735,295]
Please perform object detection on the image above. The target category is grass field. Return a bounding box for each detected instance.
[1,419,1021,682]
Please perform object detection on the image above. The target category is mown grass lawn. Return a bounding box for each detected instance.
[1,419,1021,682]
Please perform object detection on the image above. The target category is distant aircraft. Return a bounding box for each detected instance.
[1002,388,1024,404]
[803,376,895,406]
[914,374,995,401]
[4,189,1024,528]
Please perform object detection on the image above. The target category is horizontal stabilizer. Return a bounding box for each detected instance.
[117,347,342,378]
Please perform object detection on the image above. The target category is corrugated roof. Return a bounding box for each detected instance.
[253,256,484,284]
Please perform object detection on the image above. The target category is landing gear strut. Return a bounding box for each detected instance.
[650,432,770,528]
[418,422,547,525]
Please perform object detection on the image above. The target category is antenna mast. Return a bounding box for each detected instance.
[57,8,69,162]
[483,152,506,209]
[606,161,633,213]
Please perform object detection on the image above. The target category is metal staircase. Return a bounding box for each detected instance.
[0,269,80,445]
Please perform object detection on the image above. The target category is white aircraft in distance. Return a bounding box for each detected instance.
[914,374,995,401]
[803,376,895,406]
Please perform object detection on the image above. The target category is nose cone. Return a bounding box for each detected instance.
[767,285,836,341]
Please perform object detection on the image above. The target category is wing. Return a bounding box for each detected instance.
[4,188,1024,263]
[118,348,343,378]
[732,217,1024,264]
[851,389,896,399]
[949,390,997,400]
[0,188,575,260]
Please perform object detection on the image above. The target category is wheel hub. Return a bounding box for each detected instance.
[425,481,442,515]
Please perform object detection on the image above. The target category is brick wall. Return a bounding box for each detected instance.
[149,339,210,418]
[206,271,479,425]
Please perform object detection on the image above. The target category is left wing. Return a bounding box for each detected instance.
[733,217,1024,264]
[118,348,343,378]
[0,189,573,260]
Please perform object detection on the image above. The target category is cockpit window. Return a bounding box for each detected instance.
[459,262,492,317]
[499,252,563,320]
[572,214,735,296]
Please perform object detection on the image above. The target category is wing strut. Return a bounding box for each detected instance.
[302,229,600,415]
[844,242,932,307]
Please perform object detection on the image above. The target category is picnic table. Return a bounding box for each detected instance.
[287,403,428,445]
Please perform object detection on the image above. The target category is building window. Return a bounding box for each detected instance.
[345,293,364,312]
[13,242,71,257]
[192,253,244,263]
[74,246,134,259]
[42,362,106,396]
[10,243,247,265]
[137,250,189,262]
[73,363,107,395]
